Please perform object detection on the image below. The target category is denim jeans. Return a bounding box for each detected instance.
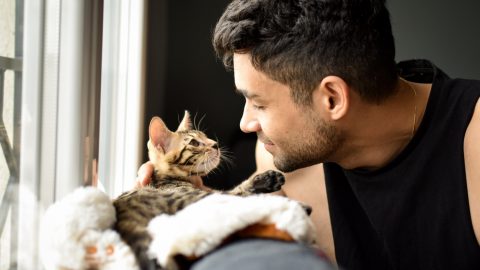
[191,239,335,270]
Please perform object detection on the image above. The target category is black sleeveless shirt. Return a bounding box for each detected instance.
[324,60,480,270]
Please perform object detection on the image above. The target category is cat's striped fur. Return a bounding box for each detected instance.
[113,111,285,269]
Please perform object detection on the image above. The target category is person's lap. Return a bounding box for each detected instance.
[191,239,334,270]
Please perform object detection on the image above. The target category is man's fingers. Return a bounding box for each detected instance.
[136,161,154,187]
[141,177,151,186]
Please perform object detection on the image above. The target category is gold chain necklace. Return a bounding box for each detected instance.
[400,78,417,138]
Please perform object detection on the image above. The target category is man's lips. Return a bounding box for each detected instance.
[259,139,274,146]
[258,135,275,153]
[257,134,274,145]
[263,141,275,153]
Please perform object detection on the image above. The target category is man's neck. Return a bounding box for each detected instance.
[333,79,431,171]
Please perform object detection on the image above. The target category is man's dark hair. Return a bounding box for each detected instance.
[213,0,398,104]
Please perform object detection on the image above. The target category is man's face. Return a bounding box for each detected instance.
[233,53,342,172]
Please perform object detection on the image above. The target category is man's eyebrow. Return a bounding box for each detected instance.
[235,88,260,99]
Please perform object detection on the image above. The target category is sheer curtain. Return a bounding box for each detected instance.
[98,0,147,197]
[15,0,146,269]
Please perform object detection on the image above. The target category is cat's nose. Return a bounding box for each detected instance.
[212,143,218,149]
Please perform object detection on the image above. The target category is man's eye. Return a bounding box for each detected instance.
[189,139,200,147]
[253,104,265,110]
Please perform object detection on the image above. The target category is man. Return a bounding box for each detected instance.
[138,0,480,269]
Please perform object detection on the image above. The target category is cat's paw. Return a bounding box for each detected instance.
[299,202,313,216]
[250,170,285,193]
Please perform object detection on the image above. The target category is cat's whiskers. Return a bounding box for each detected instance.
[203,152,211,174]
[191,113,207,132]
[203,158,208,175]
[219,147,234,170]
[197,114,206,131]
[203,149,223,175]
[193,112,199,130]
[192,152,207,175]
[206,163,222,176]
[219,147,234,161]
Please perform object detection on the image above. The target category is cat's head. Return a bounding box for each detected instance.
[147,111,221,179]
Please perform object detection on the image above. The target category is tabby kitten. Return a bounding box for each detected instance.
[113,111,285,270]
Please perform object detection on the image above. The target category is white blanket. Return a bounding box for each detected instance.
[147,193,316,269]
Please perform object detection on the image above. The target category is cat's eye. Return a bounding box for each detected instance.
[189,139,200,147]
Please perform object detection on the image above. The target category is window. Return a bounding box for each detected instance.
[0,0,146,269]
[0,0,23,269]
[98,0,147,197]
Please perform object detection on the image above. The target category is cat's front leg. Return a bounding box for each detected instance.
[228,170,285,196]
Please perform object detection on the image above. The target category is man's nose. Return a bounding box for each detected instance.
[239,106,260,133]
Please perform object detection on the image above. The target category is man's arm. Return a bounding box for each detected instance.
[464,98,480,245]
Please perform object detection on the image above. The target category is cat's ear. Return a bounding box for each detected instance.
[149,116,172,153]
[176,110,192,131]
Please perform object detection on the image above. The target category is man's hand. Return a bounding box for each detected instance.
[135,161,154,188]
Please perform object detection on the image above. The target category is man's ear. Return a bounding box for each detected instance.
[312,76,350,120]
[148,116,172,154]
[176,110,192,131]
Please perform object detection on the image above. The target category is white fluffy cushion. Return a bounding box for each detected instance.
[40,187,117,270]
[147,193,316,269]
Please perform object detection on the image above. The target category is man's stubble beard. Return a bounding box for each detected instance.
[273,116,343,173]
